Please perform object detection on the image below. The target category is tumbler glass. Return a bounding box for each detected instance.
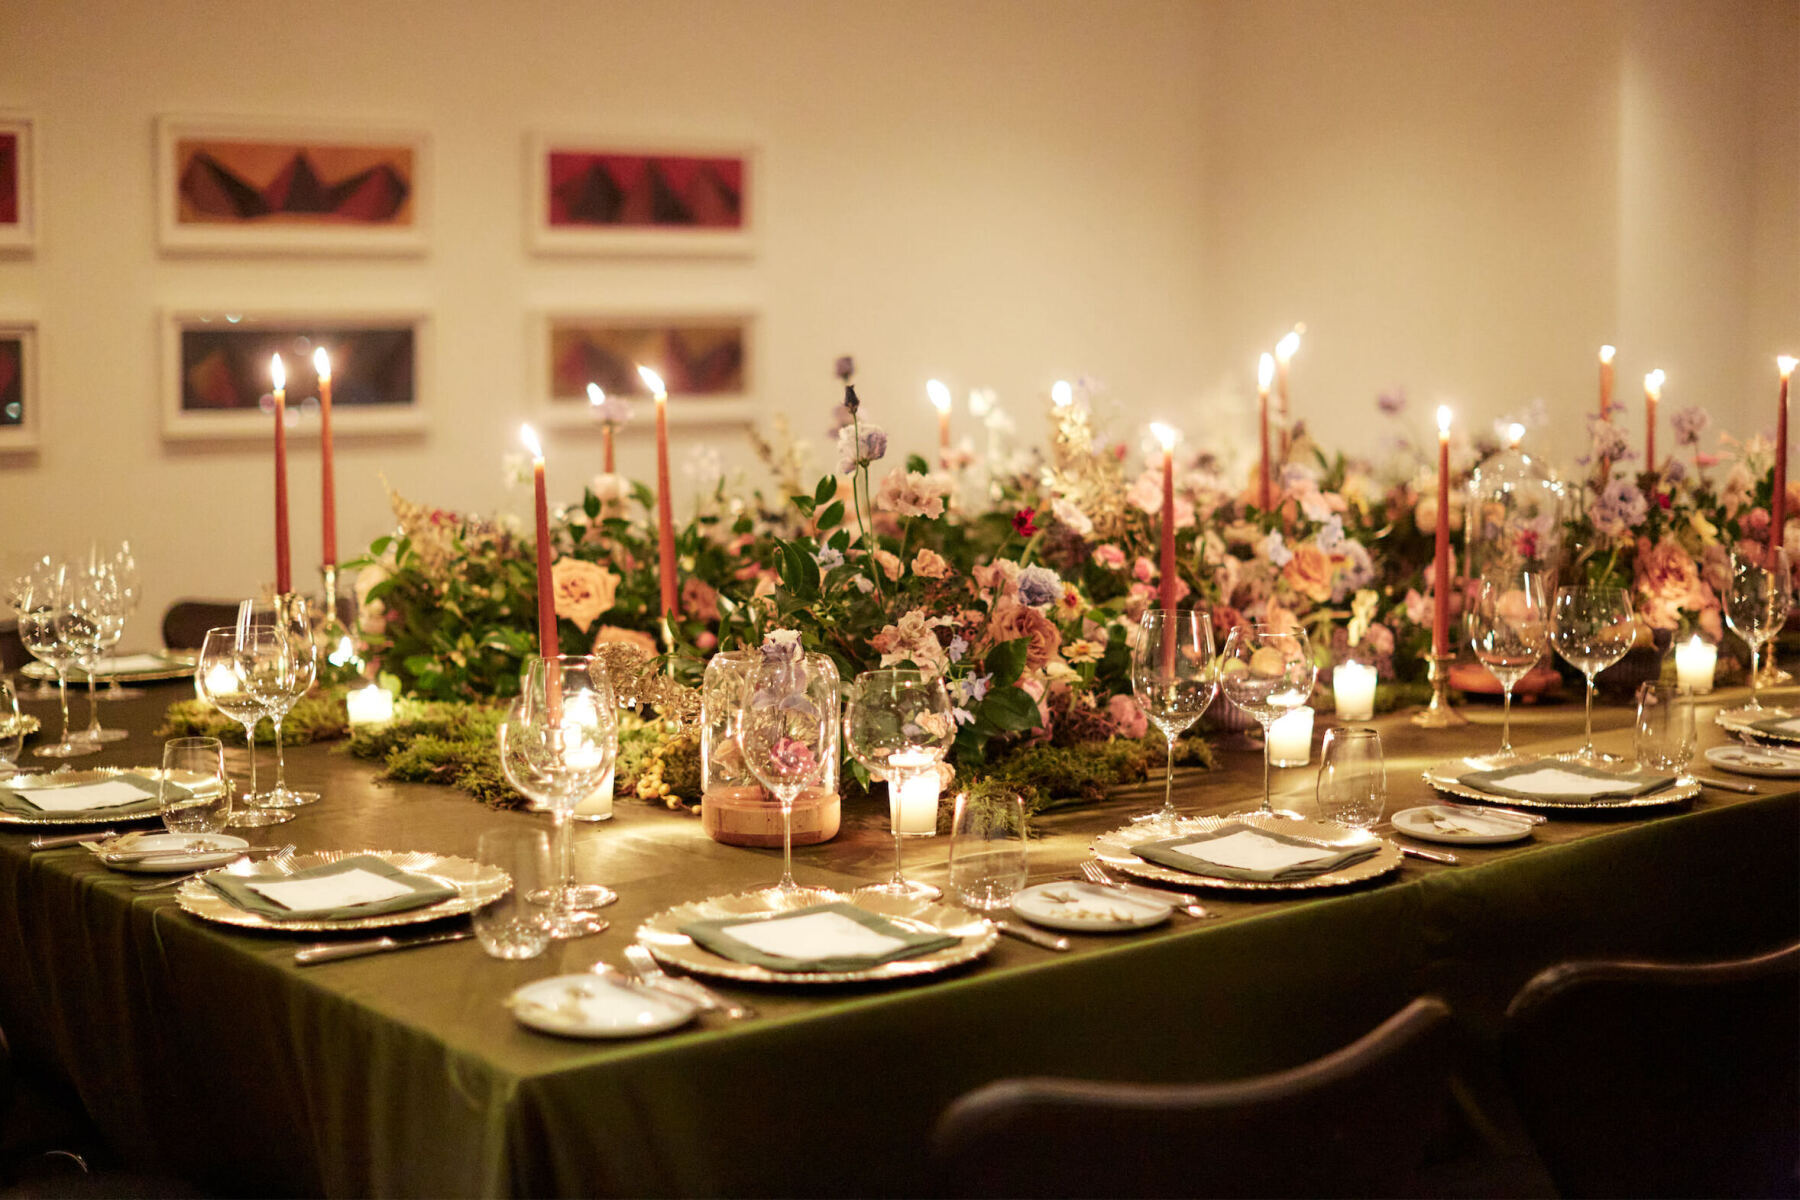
[1634,683,1696,775]
[473,828,554,960]
[948,789,1028,911]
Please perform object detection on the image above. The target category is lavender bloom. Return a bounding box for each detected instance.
[761,629,804,664]
[1264,530,1293,567]
[1280,463,1315,489]
[835,355,855,381]
[1018,566,1062,608]
[837,422,888,475]
[816,546,844,570]
[1670,405,1709,447]
[947,634,969,664]
[1377,389,1406,416]
[1593,478,1649,536]
[1587,415,1630,462]
[1316,515,1346,553]
[951,674,992,707]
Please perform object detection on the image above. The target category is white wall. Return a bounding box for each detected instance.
[0,0,1793,645]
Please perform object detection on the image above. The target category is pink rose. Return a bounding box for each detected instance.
[985,598,1063,671]
[681,576,721,621]
[695,631,718,651]
[1633,535,1710,632]
[1093,545,1126,571]
[1133,556,1156,584]
[592,624,658,657]
[1108,693,1148,739]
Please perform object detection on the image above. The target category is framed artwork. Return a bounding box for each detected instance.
[161,310,428,441]
[0,114,37,252]
[156,116,429,255]
[534,310,755,427]
[527,133,755,256]
[0,322,38,451]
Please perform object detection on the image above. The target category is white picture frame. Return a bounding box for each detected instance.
[0,113,37,253]
[0,320,39,451]
[531,307,757,429]
[526,131,756,257]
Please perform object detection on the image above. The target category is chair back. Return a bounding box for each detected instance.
[1502,941,1800,1199]
[160,601,242,651]
[932,996,1455,1198]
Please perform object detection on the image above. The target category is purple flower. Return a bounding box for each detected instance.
[837,422,887,475]
[835,355,855,382]
[1586,415,1630,462]
[1264,530,1293,567]
[1593,478,1649,536]
[815,546,844,570]
[1661,457,1688,485]
[1018,566,1061,608]
[1670,405,1709,447]
[761,629,803,664]
[1377,389,1407,416]
[947,634,969,663]
[1316,515,1345,553]
[951,673,992,707]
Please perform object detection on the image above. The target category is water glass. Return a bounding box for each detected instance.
[948,789,1028,911]
[472,828,554,960]
[1315,727,1386,829]
[160,736,231,833]
[1634,683,1696,775]
[0,678,22,771]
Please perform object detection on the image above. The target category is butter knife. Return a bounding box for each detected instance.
[294,929,473,966]
[624,942,756,1020]
[1693,776,1758,794]
[992,919,1069,952]
[1398,844,1459,865]
[31,829,118,850]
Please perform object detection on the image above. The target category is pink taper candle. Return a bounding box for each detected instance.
[1257,353,1274,511]
[639,365,680,620]
[1775,356,1794,554]
[1432,405,1452,658]
[1152,423,1179,613]
[270,354,291,595]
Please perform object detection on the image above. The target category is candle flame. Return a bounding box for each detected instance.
[1688,633,1705,649]
[519,423,543,461]
[1599,345,1616,365]
[636,365,667,398]
[1275,330,1301,364]
[1257,352,1275,391]
[1436,405,1452,435]
[1050,380,1073,409]
[269,353,285,392]
[1645,368,1665,399]
[312,346,330,382]
[927,379,952,413]
[1149,422,1179,452]
[1506,422,1525,447]
[586,382,604,407]
[1779,355,1797,379]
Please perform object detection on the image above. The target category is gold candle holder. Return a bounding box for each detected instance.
[1411,652,1469,728]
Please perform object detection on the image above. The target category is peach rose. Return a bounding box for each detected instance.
[985,597,1063,671]
[873,549,903,581]
[1093,545,1126,571]
[912,548,952,580]
[592,624,657,657]
[1107,693,1148,739]
[1634,535,1710,632]
[1281,543,1334,604]
[551,557,620,633]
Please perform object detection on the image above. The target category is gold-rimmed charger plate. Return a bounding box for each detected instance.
[2,715,41,738]
[637,887,998,985]
[0,767,170,826]
[1715,710,1800,746]
[1420,758,1700,812]
[175,849,510,933]
[21,651,199,683]
[1090,813,1403,892]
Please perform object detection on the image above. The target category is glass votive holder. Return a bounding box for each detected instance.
[1332,660,1378,721]
[1268,707,1315,767]
[1672,635,1717,695]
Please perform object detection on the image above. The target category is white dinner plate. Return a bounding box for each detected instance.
[1010,881,1171,932]
[1390,806,1534,845]
[1090,813,1403,893]
[87,831,250,873]
[175,849,511,933]
[1420,759,1700,812]
[1714,710,1800,746]
[507,973,699,1039]
[1704,744,1800,778]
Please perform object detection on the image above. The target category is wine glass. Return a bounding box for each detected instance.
[738,651,832,895]
[1723,548,1793,720]
[195,627,293,828]
[1219,624,1317,818]
[1550,586,1636,765]
[98,541,145,701]
[1315,727,1386,830]
[844,669,955,900]
[0,678,23,772]
[506,656,620,938]
[65,564,130,744]
[1465,572,1550,766]
[1130,610,1217,829]
[7,557,60,700]
[17,561,97,759]
[238,597,319,807]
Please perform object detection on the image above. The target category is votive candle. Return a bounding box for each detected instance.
[1268,707,1314,767]
[345,683,395,727]
[1332,661,1378,721]
[1674,635,1717,696]
[887,751,942,835]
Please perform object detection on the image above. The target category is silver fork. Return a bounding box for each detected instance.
[131,843,297,892]
[1081,860,1212,919]
[623,942,757,1020]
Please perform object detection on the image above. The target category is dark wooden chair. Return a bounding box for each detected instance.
[1501,940,1800,1199]
[0,622,27,675]
[931,996,1457,1197]
[159,601,241,652]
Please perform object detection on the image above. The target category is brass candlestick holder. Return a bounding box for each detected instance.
[314,563,357,679]
[1411,652,1469,728]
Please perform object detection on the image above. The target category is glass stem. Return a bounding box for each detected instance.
[55,671,71,742]
[553,808,574,903]
[1261,719,1274,816]
[84,673,101,735]
[890,831,906,888]
[780,791,796,890]
[1162,729,1177,822]
[1583,673,1596,754]
[1748,643,1761,708]
[270,716,287,793]
[241,720,259,799]
[1500,686,1514,754]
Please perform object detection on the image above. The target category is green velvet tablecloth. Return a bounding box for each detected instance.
[1,682,1795,1197]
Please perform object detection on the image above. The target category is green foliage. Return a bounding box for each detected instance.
[158,694,349,745]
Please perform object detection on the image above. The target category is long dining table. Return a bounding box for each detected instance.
[2,675,1795,1197]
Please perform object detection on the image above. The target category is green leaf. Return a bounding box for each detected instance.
[815,475,838,507]
[982,686,1041,733]
[817,500,845,531]
[906,453,930,474]
[584,492,601,519]
[984,637,1030,688]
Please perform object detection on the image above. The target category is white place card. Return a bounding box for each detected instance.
[14,779,157,812]
[1484,768,1646,797]
[724,910,909,961]
[247,867,416,912]
[1171,830,1334,873]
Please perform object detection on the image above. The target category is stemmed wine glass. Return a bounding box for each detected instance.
[0,678,23,772]
[239,597,319,808]
[738,646,832,895]
[1723,548,1793,720]
[1465,572,1550,766]
[844,669,955,900]
[17,561,97,759]
[98,541,146,702]
[1550,586,1636,765]
[501,656,620,938]
[7,558,61,701]
[65,564,130,744]
[1130,610,1217,829]
[1220,624,1317,819]
[195,626,294,828]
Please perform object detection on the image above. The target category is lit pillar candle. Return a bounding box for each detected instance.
[314,347,336,567]
[345,683,395,726]
[1674,635,1717,695]
[1050,380,1072,411]
[1257,352,1274,511]
[587,382,615,475]
[1433,405,1452,658]
[886,751,942,835]
[520,425,558,660]
[1774,356,1794,553]
[270,354,291,595]
[1268,707,1314,767]
[927,379,953,463]
[1332,661,1377,721]
[1599,345,1616,417]
[637,365,680,620]
[1151,422,1179,613]
[1643,368,1664,472]
[1275,328,1300,456]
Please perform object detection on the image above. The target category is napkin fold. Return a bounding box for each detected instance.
[679,901,959,973]
[203,854,456,922]
[1130,822,1381,882]
[1456,759,1676,803]
[1747,714,1800,739]
[0,774,183,819]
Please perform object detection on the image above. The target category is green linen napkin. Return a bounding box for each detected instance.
[0,773,184,819]
[678,901,960,973]
[1747,714,1800,739]
[1456,759,1677,803]
[202,854,456,922]
[1129,822,1381,883]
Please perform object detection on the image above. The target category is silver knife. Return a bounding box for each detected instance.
[1437,800,1548,825]
[624,943,756,1019]
[294,929,473,966]
[1693,776,1758,794]
[32,829,118,850]
[992,919,1070,952]
[1399,844,1460,865]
